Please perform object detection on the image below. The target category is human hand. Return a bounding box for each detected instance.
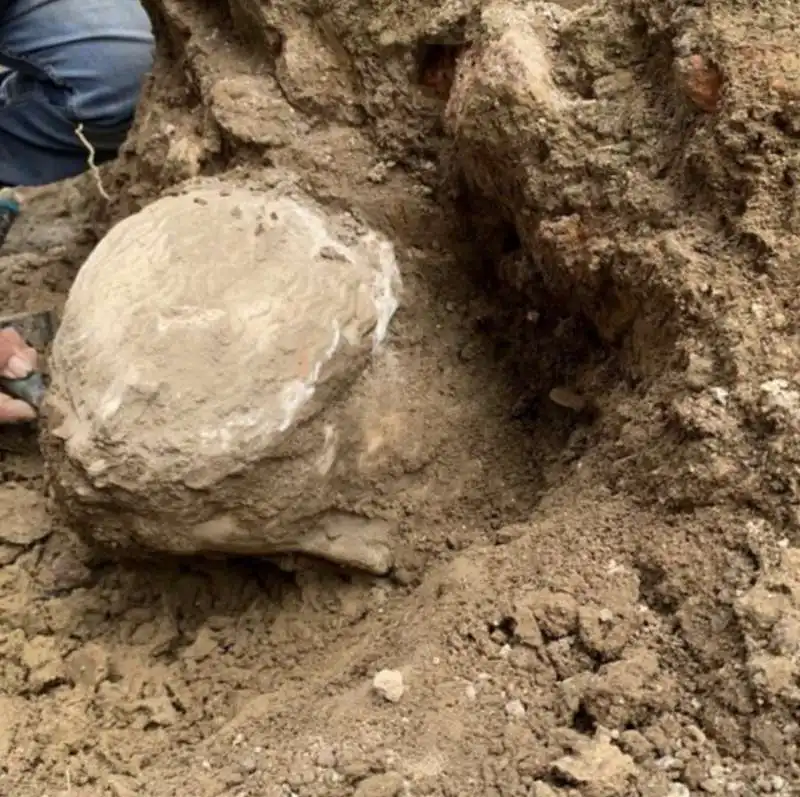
[0,327,38,422]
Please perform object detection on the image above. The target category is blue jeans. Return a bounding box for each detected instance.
[0,0,154,186]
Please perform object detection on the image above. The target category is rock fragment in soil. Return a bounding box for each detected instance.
[105,775,139,797]
[43,180,409,574]
[674,54,723,112]
[0,483,50,546]
[443,0,738,347]
[65,642,109,689]
[551,732,637,797]
[531,590,579,638]
[505,698,526,718]
[353,772,404,797]
[22,634,65,693]
[549,386,587,412]
[735,548,800,706]
[372,669,405,703]
[182,627,218,661]
[578,649,677,728]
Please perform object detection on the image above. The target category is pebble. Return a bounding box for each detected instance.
[677,54,722,112]
[182,627,218,661]
[618,730,653,760]
[709,386,729,406]
[685,353,714,390]
[549,386,587,412]
[106,775,138,797]
[504,699,526,718]
[756,776,772,792]
[372,669,405,703]
[239,756,257,774]
[353,771,404,797]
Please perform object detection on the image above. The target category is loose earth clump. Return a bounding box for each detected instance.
[1,0,799,795]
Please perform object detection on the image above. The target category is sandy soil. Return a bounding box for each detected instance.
[1,0,800,795]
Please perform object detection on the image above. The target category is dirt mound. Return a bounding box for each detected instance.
[1,0,799,795]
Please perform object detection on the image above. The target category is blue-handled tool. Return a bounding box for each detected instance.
[0,190,20,249]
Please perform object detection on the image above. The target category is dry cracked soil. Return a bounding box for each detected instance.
[1,0,800,795]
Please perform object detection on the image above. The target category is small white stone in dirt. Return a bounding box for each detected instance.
[598,608,614,623]
[755,775,771,792]
[726,783,744,794]
[239,756,257,774]
[669,786,690,797]
[372,669,404,703]
[465,683,477,701]
[505,699,526,718]
[771,776,786,791]
[709,386,729,406]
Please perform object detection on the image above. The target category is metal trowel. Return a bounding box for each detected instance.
[0,309,59,411]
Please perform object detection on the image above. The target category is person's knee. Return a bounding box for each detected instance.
[66,21,156,128]
[0,1,155,183]
[17,0,157,131]
[2,0,156,126]
[70,36,155,127]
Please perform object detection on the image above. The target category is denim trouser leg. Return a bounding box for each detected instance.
[0,0,154,186]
